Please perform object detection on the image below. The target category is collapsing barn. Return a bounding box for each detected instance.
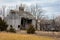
[4,6,36,30]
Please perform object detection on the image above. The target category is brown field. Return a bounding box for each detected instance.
[0,32,55,40]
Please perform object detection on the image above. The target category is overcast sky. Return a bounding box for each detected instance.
[0,0,60,18]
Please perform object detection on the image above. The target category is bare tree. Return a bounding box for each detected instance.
[2,6,6,19]
[30,4,44,30]
[54,15,60,31]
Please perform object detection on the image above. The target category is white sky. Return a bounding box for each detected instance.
[0,0,60,18]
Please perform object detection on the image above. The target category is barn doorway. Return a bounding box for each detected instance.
[21,17,32,30]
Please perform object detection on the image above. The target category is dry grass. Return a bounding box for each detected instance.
[0,32,54,40]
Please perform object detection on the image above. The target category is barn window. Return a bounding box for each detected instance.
[18,25,20,28]
[10,25,12,28]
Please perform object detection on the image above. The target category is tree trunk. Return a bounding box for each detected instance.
[36,20,37,30]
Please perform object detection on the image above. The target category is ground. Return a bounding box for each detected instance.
[0,32,55,40]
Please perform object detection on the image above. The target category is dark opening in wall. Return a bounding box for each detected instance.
[10,25,12,28]
[18,25,20,28]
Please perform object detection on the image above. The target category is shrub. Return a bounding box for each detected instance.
[8,25,16,33]
[0,17,8,31]
[27,24,35,34]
